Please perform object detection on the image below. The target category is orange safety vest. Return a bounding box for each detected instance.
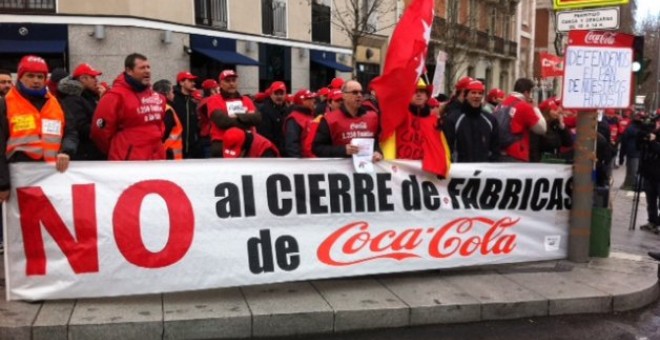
[163,104,183,160]
[5,88,64,162]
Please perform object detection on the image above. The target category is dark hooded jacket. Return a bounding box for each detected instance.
[58,77,106,160]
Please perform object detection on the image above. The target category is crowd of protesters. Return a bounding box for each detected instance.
[0,52,659,255]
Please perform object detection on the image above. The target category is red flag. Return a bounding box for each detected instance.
[371,0,434,143]
[371,0,450,177]
[540,52,563,78]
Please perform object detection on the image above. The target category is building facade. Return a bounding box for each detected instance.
[0,0,377,94]
[425,0,525,95]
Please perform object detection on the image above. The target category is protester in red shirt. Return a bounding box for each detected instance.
[283,89,317,157]
[205,69,262,157]
[496,78,547,162]
[222,127,279,158]
[312,80,382,161]
[91,53,166,160]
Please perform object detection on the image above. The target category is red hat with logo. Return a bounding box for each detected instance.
[329,89,343,101]
[72,63,102,79]
[465,80,485,92]
[329,77,344,90]
[487,88,505,101]
[254,92,268,102]
[222,128,247,158]
[317,87,330,97]
[293,89,317,105]
[191,89,203,101]
[270,81,287,93]
[455,76,474,91]
[176,71,197,83]
[539,98,559,112]
[201,79,218,90]
[18,55,49,80]
[219,69,238,81]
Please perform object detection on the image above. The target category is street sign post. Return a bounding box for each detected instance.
[554,0,629,10]
[556,7,620,32]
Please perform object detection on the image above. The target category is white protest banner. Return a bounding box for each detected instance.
[432,50,447,97]
[4,160,572,301]
[561,30,634,109]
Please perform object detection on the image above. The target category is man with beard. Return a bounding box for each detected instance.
[443,80,499,162]
[172,71,201,158]
[91,53,166,160]
[257,81,288,153]
[0,69,12,97]
[206,69,262,157]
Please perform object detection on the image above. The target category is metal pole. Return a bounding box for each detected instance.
[568,110,597,262]
[655,30,660,111]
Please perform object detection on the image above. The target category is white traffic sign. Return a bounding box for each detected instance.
[556,7,619,33]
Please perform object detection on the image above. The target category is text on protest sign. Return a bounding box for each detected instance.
[4,160,571,301]
[561,31,634,109]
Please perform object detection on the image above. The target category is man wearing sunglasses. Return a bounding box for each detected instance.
[312,80,382,161]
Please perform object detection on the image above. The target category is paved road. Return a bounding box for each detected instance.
[268,166,660,340]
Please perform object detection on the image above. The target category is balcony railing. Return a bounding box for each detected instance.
[0,0,55,13]
[507,41,518,57]
[477,31,489,50]
[494,37,505,54]
[195,0,228,30]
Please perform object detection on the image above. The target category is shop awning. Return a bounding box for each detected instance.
[310,50,353,73]
[193,47,260,66]
[0,40,66,54]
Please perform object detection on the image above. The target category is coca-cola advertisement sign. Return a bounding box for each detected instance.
[568,30,634,48]
[561,30,635,109]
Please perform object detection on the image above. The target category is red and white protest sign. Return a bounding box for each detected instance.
[561,30,635,109]
[4,160,571,301]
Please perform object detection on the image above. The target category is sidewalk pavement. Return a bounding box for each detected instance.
[1,167,658,340]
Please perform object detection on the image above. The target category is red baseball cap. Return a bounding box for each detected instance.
[219,69,238,81]
[176,71,197,83]
[18,55,48,80]
[191,89,203,101]
[329,77,344,90]
[223,128,246,158]
[317,87,330,97]
[455,76,474,90]
[293,89,317,105]
[254,92,268,102]
[428,98,440,108]
[270,81,287,93]
[539,98,559,112]
[487,88,505,101]
[465,80,485,92]
[201,79,218,90]
[73,63,102,79]
[329,89,343,101]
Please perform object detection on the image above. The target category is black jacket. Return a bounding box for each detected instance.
[0,87,79,190]
[257,97,288,152]
[640,128,660,181]
[172,86,200,158]
[442,102,499,162]
[58,77,105,160]
[283,106,314,158]
[529,118,573,162]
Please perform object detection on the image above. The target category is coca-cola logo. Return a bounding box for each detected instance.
[317,217,518,266]
[585,32,617,45]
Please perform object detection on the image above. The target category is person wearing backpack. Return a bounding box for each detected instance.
[442,80,499,162]
[494,78,547,162]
